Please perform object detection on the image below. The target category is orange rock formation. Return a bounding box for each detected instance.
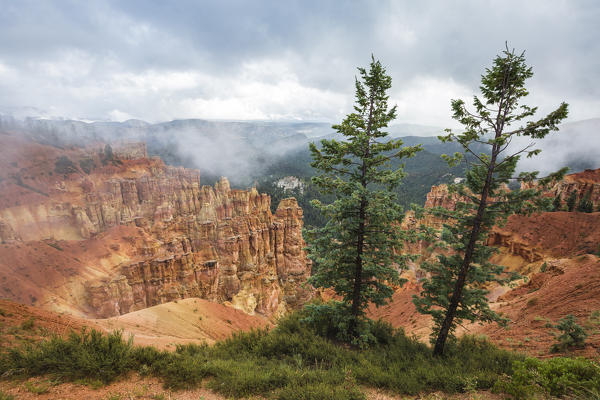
[0,132,311,318]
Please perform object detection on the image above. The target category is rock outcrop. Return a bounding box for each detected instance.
[83,187,311,318]
[0,133,311,318]
[545,169,600,210]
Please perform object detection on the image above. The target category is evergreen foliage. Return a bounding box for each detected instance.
[413,45,569,356]
[305,56,420,343]
[577,191,594,213]
[551,314,588,353]
[552,192,562,211]
[493,357,600,399]
[567,190,578,211]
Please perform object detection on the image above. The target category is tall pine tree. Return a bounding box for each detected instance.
[413,45,569,356]
[306,57,420,345]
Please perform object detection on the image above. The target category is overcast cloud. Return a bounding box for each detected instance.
[0,0,598,127]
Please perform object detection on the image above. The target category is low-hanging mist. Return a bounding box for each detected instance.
[0,114,598,188]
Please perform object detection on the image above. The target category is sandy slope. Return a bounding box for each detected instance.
[94,297,271,349]
[0,297,270,351]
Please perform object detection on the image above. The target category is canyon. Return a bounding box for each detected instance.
[372,171,600,356]
[0,132,311,319]
[1,128,599,357]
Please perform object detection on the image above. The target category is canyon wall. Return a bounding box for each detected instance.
[0,133,311,318]
[546,169,600,209]
[420,171,600,263]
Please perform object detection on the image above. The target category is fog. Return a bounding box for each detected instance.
[510,118,600,176]
[1,115,598,186]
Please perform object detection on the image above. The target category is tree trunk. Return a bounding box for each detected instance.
[432,143,501,356]
[349,96,374,337]
[350,197,366,335]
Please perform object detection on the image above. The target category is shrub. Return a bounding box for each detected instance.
[275,382,365,400]
[566,191,578,212]
[20,317,35,330]
[301,301,394,348]
[78,158,95,174]
[54,156,77,175]
[24,381,50,394]
[494,357,600,399]
[0,312,529,397]
[1,329,135,383]
[551,314,588,353]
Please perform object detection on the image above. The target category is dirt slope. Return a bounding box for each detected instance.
[94,298,271,349]
[0,297,270,351]
[371,208,600,357]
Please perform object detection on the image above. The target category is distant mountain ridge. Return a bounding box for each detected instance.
[1,114,598,187]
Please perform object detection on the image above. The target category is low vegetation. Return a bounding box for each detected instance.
[550,314,588,353]
[493,357,600,399]
[1,312,599,399]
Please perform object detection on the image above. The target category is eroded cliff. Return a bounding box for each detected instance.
[0,132,311,318]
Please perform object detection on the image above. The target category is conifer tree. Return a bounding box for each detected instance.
[413,45,569,356]
[552,192,562,211]
[306,57,421,344]
[577,191,593,213]
[566,190,578,212]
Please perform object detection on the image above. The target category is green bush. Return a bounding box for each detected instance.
[494,357,600,399]
[301,301,395,348]
[551,314,588,353]
[275,382,365,400]
[20,317,35,330]
[1,328,135,383]
[0,312,534,398]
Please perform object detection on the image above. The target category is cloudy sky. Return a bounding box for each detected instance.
[0,0,598,127]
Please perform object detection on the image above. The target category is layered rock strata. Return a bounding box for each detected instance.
[0,135,311,318]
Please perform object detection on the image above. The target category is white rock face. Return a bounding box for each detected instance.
[275,176,304,194]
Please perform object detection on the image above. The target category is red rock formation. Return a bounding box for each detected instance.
[0,133,311,318]
[523,168,600,210]
[374,175,600,355]
[424,184,461,210]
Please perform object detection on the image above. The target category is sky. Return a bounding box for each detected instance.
[0,0,598,128]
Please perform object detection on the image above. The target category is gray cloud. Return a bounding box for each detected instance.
[0,0,598,126]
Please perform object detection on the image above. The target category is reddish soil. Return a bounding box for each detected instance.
[94,298,271,349]
[0,297,271,351]
[0,225,158,315]
[479,254,600,357]
[0,299,92,350]
[368,282,433,341]
[495,211,600,257]
[371,207,600,358]
[567,168,600,183]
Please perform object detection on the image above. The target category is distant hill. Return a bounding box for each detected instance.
[1,115,598,226]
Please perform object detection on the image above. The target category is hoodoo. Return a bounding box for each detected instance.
[0,133,311,318]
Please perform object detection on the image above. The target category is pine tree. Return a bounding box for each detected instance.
[306,57,421,345]
[577,191,593,213]
[566,190,578,212]
[552,193,562,211]
[413,45,569,356]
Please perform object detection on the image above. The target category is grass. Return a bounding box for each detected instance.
[20,317,35,331]
[1,312,598,399]
[24,381,51,394]
[0,391,14,400]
